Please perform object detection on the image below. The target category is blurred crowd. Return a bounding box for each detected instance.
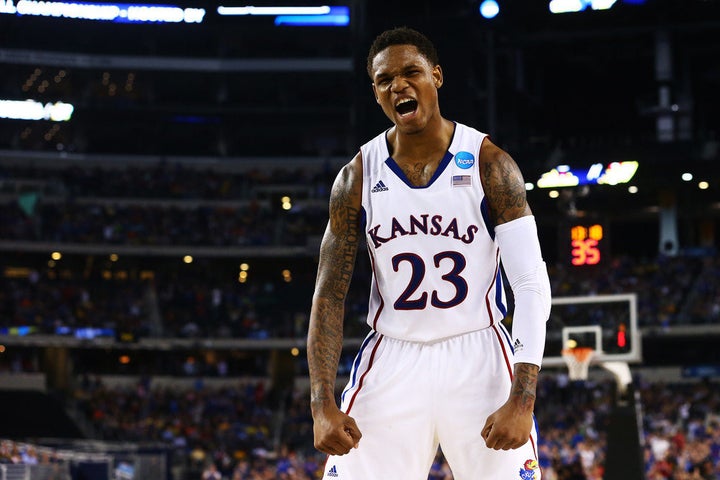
[3,375,719,479]
[0,162,334,201]
[539,376,720,480]
[1,161,719,340]
[0,252,717,347]
[548,255,719,328]
[0,162,333,247]
[60,376,720,479]
[0,259,375,342]
[0,439,70,480]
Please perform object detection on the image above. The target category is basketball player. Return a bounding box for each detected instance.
[307,27,552,480]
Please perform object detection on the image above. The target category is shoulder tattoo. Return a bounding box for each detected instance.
[481,150,529,224]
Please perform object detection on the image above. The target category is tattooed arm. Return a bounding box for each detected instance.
[479,139,545,450]
[307,153,363,455]
[478,138,532,226]
[481,362,539,450]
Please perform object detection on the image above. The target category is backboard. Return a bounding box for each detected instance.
[541,293,641,368]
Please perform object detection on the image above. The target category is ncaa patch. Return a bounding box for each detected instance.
[454,151,475,169]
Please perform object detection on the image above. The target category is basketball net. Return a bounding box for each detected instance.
[561,347,595,381]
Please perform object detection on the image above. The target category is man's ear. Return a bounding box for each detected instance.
[433,65,443,89]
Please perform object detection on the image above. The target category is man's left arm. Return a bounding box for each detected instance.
[479,139,552,450]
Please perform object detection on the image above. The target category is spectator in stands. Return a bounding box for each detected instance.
[201,462,222,480]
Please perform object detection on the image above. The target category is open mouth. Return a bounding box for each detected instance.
[395,98,418,116]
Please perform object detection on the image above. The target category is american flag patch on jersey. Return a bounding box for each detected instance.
[452,175,472,187]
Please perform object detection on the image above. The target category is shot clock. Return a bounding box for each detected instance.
[569,224,605,266]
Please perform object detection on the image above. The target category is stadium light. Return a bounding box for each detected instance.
[217,6,331,16]
[479,0,500,19]
[537,161,639,188]
[217,5,350,26]
[274,11,349,26]
[549,0,617,14]
[0,99,74,121]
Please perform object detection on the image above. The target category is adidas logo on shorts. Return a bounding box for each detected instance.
[327,465,339,477]
[371,180,389,193]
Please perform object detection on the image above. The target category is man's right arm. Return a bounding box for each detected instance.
[307,153,363,455]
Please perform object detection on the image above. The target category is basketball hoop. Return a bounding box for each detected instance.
[561,347,595,381]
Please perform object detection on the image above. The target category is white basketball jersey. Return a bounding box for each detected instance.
[360,122,506,342]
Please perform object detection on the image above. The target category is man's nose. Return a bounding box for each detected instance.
[390,76,408,92]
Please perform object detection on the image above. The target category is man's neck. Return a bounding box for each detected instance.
[387,117,455,187]
[388,117,454,164]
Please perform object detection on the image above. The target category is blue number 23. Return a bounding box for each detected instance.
[391,251,468,310]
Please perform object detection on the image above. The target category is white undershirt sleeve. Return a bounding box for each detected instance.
[494,215,552,368]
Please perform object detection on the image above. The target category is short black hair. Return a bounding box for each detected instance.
[366,26,440,78]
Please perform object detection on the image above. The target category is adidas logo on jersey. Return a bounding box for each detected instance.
[371,180,389,193]
[514,338,524,352]
[327,465,339,477]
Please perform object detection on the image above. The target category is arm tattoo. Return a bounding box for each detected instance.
[307,164,361,406]
[307,300,345,405]
[510,363,538,412]
[481,150,529,224]
[324,187,360,302]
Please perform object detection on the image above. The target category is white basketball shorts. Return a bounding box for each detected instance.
[321,325,541,480]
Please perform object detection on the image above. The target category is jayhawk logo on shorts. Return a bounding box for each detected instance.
[518,459,539,480]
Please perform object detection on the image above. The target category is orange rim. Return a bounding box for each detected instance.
[561,347,594,362]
